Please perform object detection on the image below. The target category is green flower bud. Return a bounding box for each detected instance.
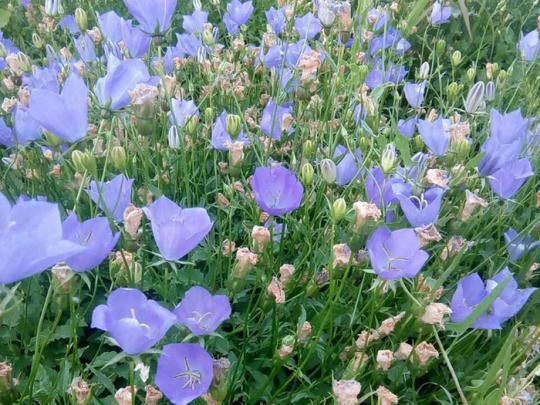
[413,134,424,150]
[381,143,397,174]
[204,107,214,122]
[226,114,242,138]
[185,114,199,135]
[451,50,462,67]
[466,67,476,82]
[435,39,446,56]
[357,64,369,82]
[44,131,62,147]
[0,43,5,58]
[418,62,430,80]
[303,140,314,156]
[74,8,88,32]
[71,150,86,173]
[497,69,507,84]
[202,27,215,46]
[16,52,31,73]
[32,34,44,49]
[300,162,314,185]
[447,82,461,101]
[330,198,347,222]
[464,81,485,114]
[320,158,337,184]
[490,62,499,78]
[451,138,471,159]
[110,145,127,170]
[359,136,371,150]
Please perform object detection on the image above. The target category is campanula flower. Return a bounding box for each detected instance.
[294,13,322,40]
[169,99,199,127]
[417,117,451,156]
[450,268,536,329]
[211,111,249,150]
[91,288,176,355]
[403,81,426,108]
[123,0,177,34]
[0,193,85,284]
[0,117,13,147]
[517,30,539,62]
[142,196,213,261]
[365,58,407,88]
[87,174,134,222]
[98,10,151,58]
[251,166,304,216]
[504,228,540,261]
[119,21,152,58]
[182,10,208,34]
[62,213,120,272]
[261,99,294,140]
[370,28,410,55]
[29,73,88,143]
[97,11,124,42]
[488,158,534,199]
[367,8,389,31]
[74,34,97,62]
[59,15,79,34]
[394,186,445,227]
[224,0,254,35]
[431,1,452,25]
[266,7,287,34]
[174,286,231,336]
[398,117,418,138]
[155,343,213,405]
[365,167,397,208]
[333,145,363,186]
[23,65,59,92]
[367,226,429,279]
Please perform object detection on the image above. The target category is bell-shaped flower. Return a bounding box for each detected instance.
[398,117,418,138]
[0,194,86,284]
[417,117,451,156]
[182,10,208,34]
[394,186,445,227]
[251,165,304,216]
[91,288,176,355]
[294,12,322,40]
[403,81,426,108]
[260,99,294,140]
[367,226,429,279]
[504,228,540,261]
[174,286,231,336]
[74,34,97,62]
[155,343,213,405]
[266,6,287,35]
[13,106,42,145]
[123,0,177,34]
[431,1,452,25]
[365,167,397,208]
[488,158,533,199]
[169,99,199,128]
[29,73,88,143]
[142,196,213,261]
[211,111,249,150]
[62,213,120,272]
[333,144,363,186]
[224,0,254,35]
[450,268,536,329]
[518,30,539,62]
[87,174,134,222]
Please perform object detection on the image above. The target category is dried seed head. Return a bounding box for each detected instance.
[421,303,452,328]
[414,341,439,365]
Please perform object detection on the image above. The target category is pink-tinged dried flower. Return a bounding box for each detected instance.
[218,162,228,173]
[216,193,230,208]
[333,243,352,268]
[394,342,413,360]
[68,377,91,405]
[353,201,381,229]
[87,27,102,43]
[252,226,271,252]
[49,164,62,177]
[278,344,294,359]
[51,263,75,293]
[376,350,394,371]
[414,342,439,365]
[222,239,236,257]
[234,247,258,278]
[440,235,467,260]
[227,141,245,167]
[145,385,163,405]
[279,264,295,286]
[128,83,159,106]
[415,224,442,247]
[201,393,220,405]
[377,312,405,336]
[332,379,361,405]
[114,386,136,405]
[427,109,438,122]
[298,51,322,82]
[232,181,245,193]
[18,86,30,106]
[425,169,449,189]
[526,262,539,280]
[450,122,471,142]
[350,351,369,372]
[421,303,452,328]
[316,269,330,286]
[2,77,15,91]
[461,190,488,221]
[123,204,143,238]
[2,97,17,113]
[376,386,399,405]
[267,276,286,304]
[0,362,13,388]
[298,321,312,342]
[355,330,379,350]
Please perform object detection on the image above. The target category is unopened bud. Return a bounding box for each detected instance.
[44,0,60,16]
[110,145,127,170]
[466,67,476,82]
[464,81,485,113]
[300,162,314,185]
[168,126,180,149]
[418,62,430,80]
[204,107,214,122]
[75,8,88,31]
[226,114,241,138]
[185,115,199,135]
[202,27,215,46]
[435,39,446,56]
[485,81,496,101]
[320,158,337,184]
[16,52,31,73]
[381,143,397,174]
[497,69,507,84]
[330,198,347,222]
[303,140,314,156]
[447,82,461,101]
[451,50,462,67]
[32,33,44,49]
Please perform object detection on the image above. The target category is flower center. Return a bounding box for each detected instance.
[175,357,202,390]
[188,311,213,331]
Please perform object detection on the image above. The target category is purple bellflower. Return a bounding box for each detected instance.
[404,81,426,108]
[394,186,445,227]
[211,111,250,150]
[398,117,418,138]
[417,117,451,156]
[183,10,208,34]
[59,15,79,33]
[367,226,429,279]
[504,228,540,261]
[143,196,213,261]
[29,73,88,143]
[224,0,254,35]
[123,0,177,34]
[251,166,304,216]
[87,174,133,222]
[365,58,407,88]
[294,13,322,40]
[266,7,287,35]
[155,343,213,405]
[0,117,13,147]
[97,11,151,58]
[174,286,231,336]
[370,27,410,55]
[74,34,97,62]
[518,30,539,62]
[0,194,86,284]
[91,288,176,354]
[333,145,363,186]
[169,99,199,128]
[431,1,452,25]
[261,99,294,140]
[62,213,120,272]
[367,8,389,31]
[365,167,397,208]
[450,268,536,329]
[488,158,534,199]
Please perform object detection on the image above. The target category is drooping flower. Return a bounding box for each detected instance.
[332,379,361,405]
[143,196,213,261]
[450,268,536,329]
[431,1,452,25]
[504,228,540,261]
[266,7,287,35]
[62,213,120,272]
[29,73,88,143]
[394,186,445,227]
[169,99,199,128]
[367,226,429,279]
[260,99,294,140]
[294,13,322,40]
[251,166,304,216]
[403,81,426,108]
[517,30,539,62]
[123,0,177,34]
[91,288,176,354]
[182,10,208,34]
[417,117,451,156]
[155,343,213,405]
[87,174,134,222]
[224,0,254,35]
[0,194,86,284]
[174,286,231,336]
[488,158,533,199]
[211,111,249,150]
[333,144,363,186]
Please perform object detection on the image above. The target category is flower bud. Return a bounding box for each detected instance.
[45,0,60,16]
[232,247,258,279]
[320,158,337,184]
[110,145,127,170]
[32,33,44,49]
[277,335,295,359]
[75,8,88,31]
[497,69,507,84]
[16,52,31,73]
[0,43,5,58]
[485,81,496,101]
[466,67,476,82]
[68,377,91,405]
[357,64,369,82]
[202,27,215,46]
[447,82,461,101]
[204,107,214,122]
[300,162,314,185]
[185,114,199,135]
[418,62,430,80]
[330,198,347,222]
[226,114,241,138]
[381,143,397,174]
[167,126,180,149]
[464,81,485,113]
[435,39,446,56]
[451,50,462,67]
[303,139,314,156]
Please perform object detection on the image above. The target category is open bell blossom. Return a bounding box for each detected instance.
[174,286,231,336]
[260,99,294,141]
[224,0,254,35]
[417,117,451,156]
[266,6,287,35]
[0,193,86,284]
[182,10,208,34]
[431,1,451,25]
[87,174,134,222]
[62,213,120,272]
[91,288,176,355]
[123,0,177,34]
[367,226,429,279]
[294,12,322,40]
[155,343,213,405]
[488,158,533,199]
[334,144,363,186]
[504,228,540,261]
[143,196,213,261]
[251,165,304,216]
[450,268,536,329]
[518,30,539,62]
[169,99,199,128]
[211,111,250,150]
[403,81,426,108]
[393,186,445,227]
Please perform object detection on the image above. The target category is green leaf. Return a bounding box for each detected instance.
[0,9,11,29]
